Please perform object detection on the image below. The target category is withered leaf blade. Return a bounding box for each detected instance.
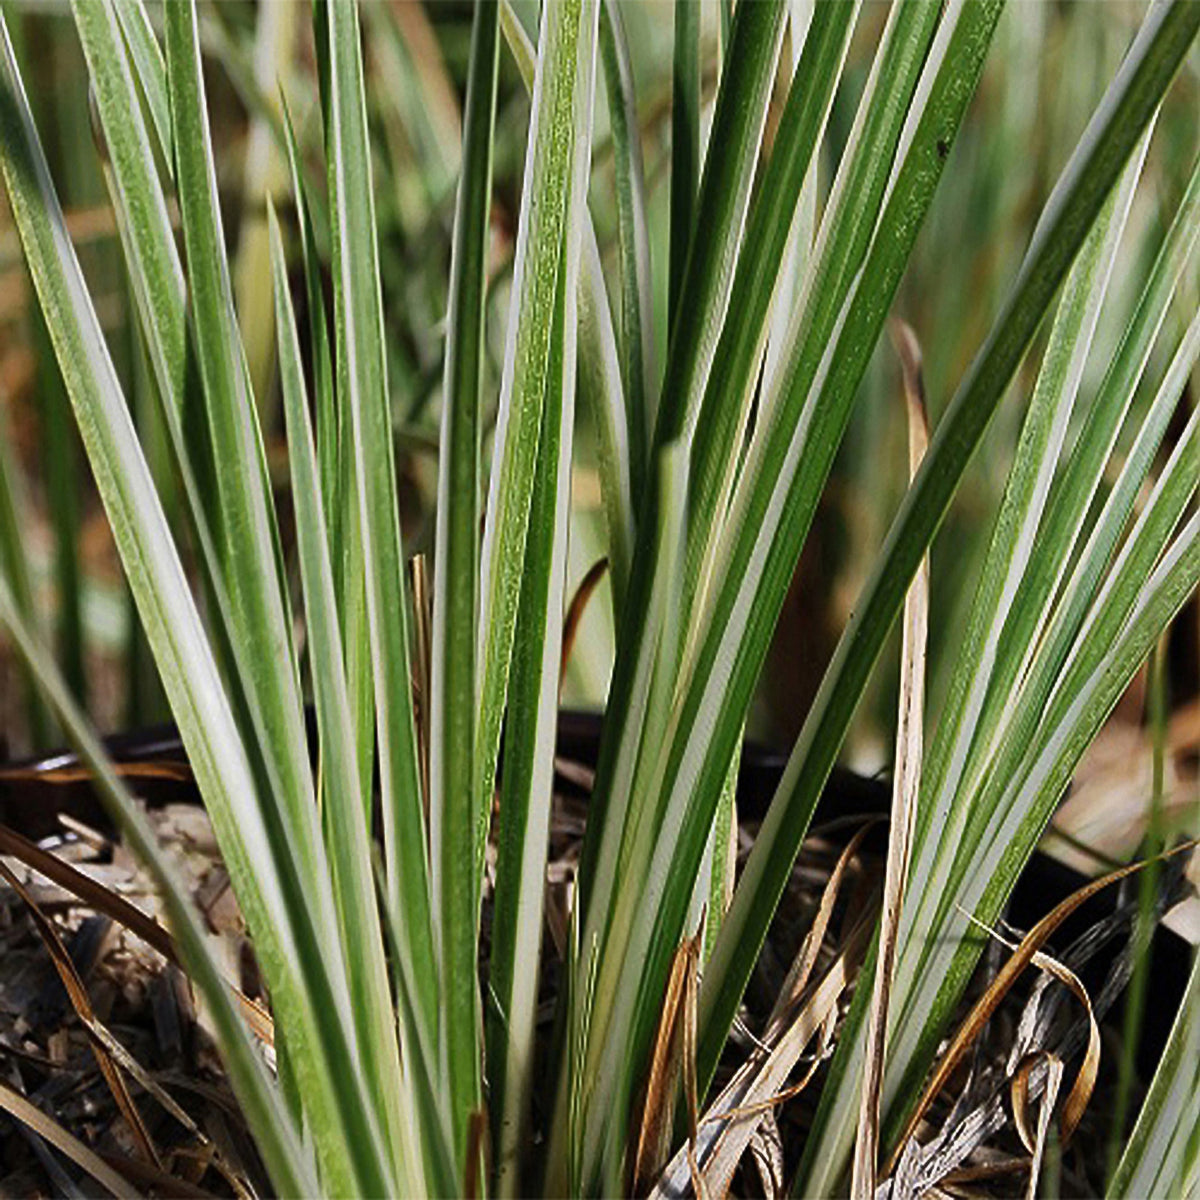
[560,556,609,694]
[1021,1053,1064,1200]
[634,927,702,1194]
[852,319,930,1200]
[886,839,1196,1173]
[653,893,877,1200]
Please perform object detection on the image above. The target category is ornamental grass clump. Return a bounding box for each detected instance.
[0,0,1198,1195]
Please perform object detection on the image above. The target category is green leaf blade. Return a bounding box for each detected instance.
[598,0,653,496]
[324,0,436,1051]
[478,0,595,868]
[1109,952,1200,1199]
[268,206,423,1196]
[164,0,320,891]
[0,21,375,1189]
[429,0,500,1173]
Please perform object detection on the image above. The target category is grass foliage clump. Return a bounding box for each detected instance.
[0,0,1198,1195]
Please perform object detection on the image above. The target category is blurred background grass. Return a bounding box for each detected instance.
[0,0,1195,832]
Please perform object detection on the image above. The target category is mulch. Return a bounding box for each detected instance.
[0,725,1193,1198]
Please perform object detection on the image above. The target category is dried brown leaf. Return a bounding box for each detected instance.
[634,926,703,1193]
[0,760,193,784]
[852,319,930,1200]
[886,839,1197,1173]
[766,820,878,1039]
[653,909,876,1199]
[1015,1052,1063,1200]
[1010,949,1097,1145]
[560,557,609,694]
